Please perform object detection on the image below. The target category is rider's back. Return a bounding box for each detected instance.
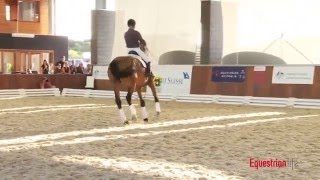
[124,28,146,48]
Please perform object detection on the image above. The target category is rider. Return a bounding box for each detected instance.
[124,19,152,76]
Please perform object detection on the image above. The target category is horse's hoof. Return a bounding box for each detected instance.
[131,115,138,121]
[124,121,129,125]
[143,118,148,122]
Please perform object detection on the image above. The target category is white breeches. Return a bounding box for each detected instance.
[127,48,151,63]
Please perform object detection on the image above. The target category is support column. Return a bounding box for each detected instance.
[48,0,56,35]
[200,0,223,64]
[91,10,115,65]
[95,0,106,9]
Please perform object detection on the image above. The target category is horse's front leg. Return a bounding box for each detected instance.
[148,77,161,116]
[137,88,148,122]
[114,83,128,125]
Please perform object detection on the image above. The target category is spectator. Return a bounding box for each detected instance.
[69,60,76,74]
[55,56,66,67]
[63,62,71,74]
[85,64,93,75]
[76,63,85,74]
[40,77,56,89]
[54,64,63,74]
[41,60,49,74]
[26,68,32,74]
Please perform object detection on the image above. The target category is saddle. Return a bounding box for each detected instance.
[128,51,147,68]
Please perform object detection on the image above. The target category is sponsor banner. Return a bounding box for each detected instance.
[92,65,109,80]
[272,66,315,84]
[146,65,192,95]
[211,67,246,83]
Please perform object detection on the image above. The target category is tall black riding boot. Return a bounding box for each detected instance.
[146,62,153,76]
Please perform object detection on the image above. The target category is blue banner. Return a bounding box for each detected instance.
[211,67,246,82]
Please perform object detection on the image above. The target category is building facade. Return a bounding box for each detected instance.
[0,0,67,74]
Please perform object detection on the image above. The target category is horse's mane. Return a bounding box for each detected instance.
[109,56,142,80]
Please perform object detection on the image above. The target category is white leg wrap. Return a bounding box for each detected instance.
[155,102,161,113]
[119,109,127,122]
[129,105,137,116]
[141,107,148,119]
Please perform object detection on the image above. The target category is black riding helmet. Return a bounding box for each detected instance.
[127,19,136,27]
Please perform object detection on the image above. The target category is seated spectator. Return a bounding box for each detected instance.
[26,68,32,74]
[76,63,85,74]
[85,64,93,75]
[40,77,56,89]
[54,64,63,74]
[69,60,76,74]
[63,62,71,74]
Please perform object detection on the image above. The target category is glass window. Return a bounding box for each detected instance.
[18,1,40,22]
[42,53,50,62]
[3,52,15,74]
[5,5,10,21]
[25,53,30,71]
[31,54,41,73]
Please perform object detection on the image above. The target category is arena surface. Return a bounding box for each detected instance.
[0,96,319,179]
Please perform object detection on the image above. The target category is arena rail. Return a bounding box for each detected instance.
[62,88,132,99]
[0,88,60,99]
[0,88,319,109]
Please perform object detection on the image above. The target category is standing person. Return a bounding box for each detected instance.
[41,60,49,74]
[124,19,152,76]
[54,64,63,74]
[55,56,66,68]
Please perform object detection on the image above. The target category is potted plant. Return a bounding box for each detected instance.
[154,76,162,93]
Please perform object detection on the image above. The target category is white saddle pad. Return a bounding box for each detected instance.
[128,54,147,68]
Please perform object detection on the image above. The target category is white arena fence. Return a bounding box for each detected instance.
[0,88,319,109]
[0,88,60,100]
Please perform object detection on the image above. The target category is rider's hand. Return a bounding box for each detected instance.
[140,44,146,52]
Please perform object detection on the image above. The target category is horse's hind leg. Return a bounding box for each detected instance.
[126,87,137,121]
[114,83,128,125]
[137,88,148,122]
[148,77,161,116]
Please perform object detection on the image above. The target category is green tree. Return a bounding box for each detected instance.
[68,39,91,59]
[68,49,82,59]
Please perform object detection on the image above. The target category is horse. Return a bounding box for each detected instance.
[107,54,161,125]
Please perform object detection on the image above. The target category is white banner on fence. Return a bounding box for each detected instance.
[272,66,315,84]
[92,66,109,80]
[146,65,193,96]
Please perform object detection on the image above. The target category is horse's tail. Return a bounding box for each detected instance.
[109,58,136,81]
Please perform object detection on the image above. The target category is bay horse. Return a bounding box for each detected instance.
[108,55,161,125]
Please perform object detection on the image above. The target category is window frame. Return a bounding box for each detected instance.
[18,0,41,22]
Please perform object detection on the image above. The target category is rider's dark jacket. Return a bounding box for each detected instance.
[124,28,146,48]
